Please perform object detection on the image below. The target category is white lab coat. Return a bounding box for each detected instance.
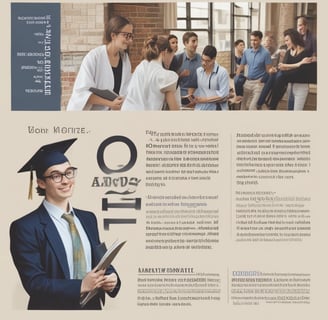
[121,60,178,111]
[67,45,132,111]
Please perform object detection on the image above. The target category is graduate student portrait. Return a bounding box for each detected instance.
[9,138,121,310]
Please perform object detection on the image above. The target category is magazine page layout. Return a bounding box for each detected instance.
[1,1,326,320]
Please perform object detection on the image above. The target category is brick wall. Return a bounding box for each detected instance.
[107,3,165,69]
[61,3,106,109]
[217,51,231,75]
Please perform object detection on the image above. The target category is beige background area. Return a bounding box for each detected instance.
[1,1,327,319]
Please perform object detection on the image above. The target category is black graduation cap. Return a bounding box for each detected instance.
[18,138,77,199]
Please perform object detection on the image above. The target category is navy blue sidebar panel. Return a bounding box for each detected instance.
[11,3,61,111]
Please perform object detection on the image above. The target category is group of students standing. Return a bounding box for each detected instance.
[66,15,316,112]
[232,15,317,111]
[66,15,230,111]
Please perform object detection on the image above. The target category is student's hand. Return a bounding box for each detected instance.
[278,63,287,70]
[185,95,196,108]
[179,69,190,78]
[100,272,118,292]
[194,96,206,104]
[300,57,313,65]
[81,268,106,294]
[111,96,124,110]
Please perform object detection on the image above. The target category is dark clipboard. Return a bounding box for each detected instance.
[80,240,126,307]
[181,95,195,105]
[89,87,118,101]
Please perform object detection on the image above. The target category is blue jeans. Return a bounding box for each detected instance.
[268,71,287,110]
[288,93,295,110]
[257,73,275,106]
[234,74,246,96]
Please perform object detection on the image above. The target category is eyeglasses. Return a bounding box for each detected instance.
[43,167,77,183]
[118,32,134,40]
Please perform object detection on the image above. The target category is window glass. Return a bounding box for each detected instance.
[177,20,186,29]
[177,2,186,18]
[190,2,208,17]
[191,19,208,29]
[213,2,231,51]
[195,31,210,54]
[173,2,261,72]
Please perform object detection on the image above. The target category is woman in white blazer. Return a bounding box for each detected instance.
[67,16,133,111]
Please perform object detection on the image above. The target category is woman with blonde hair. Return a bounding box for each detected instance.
[121,35,179,111]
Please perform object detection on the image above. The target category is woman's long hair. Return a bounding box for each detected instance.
[283,28,305,48]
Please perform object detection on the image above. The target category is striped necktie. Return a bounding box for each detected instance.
[62,213,87,279]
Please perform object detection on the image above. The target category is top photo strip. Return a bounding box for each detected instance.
[11,2,317,111]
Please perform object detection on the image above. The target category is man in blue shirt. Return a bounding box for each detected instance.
[236,30,272,110]
[176,32,202,106]
[194,45,230,110]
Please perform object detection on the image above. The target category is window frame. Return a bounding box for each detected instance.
[170,2,261,74]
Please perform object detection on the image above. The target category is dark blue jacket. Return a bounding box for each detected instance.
[10,204,120,310]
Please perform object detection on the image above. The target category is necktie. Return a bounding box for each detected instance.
[62,213,87,279]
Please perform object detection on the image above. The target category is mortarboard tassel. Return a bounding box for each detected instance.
[28,170,33,200]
